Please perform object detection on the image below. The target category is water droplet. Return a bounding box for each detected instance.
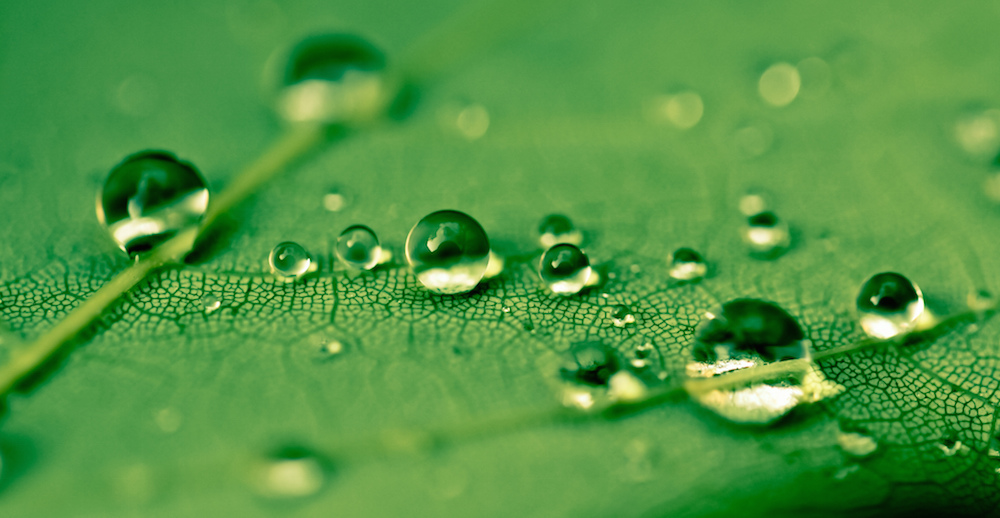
[668,247,707,282]
[837,431,878,458]
[319,337,345,356]
[759,62,801,107]
[269,241,313,281]
[154,407,183,434]
[937,438,965,457]
[539,244,591,296]
[610,304,635,328]
[537,213,583,248]
[687,299,843,424]
[405,210,490,294]
[483,250,505,280]
[968,289,996,313]
[742,211,790,258]
[251,445,330,499]
[97,151,209,256]
[455,103,490,140]
[335,224,381,271]
[738,191,770,216]
[856,272,924,339]
[202,294,221,314]
[954,108,1000,159]
[501,305,511,313]
[733,123,774,158]
[561,342,620,387]
[322,190,347,212]
[629,342,655,369]
[651,91,704,129]
[277,34,395,125]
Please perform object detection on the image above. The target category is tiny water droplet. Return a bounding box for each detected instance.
[455,103,490,140]
[405,210,490,294]
[202,294,221,314]
[738,191,769,216]
[269,241,313,281]
[277,34,395,125]
[537,214,583,248]
[668,247,707,281]
[856,272,924,339]
[97,151,209,256]
[501,305,511,313]
[252,445,331,499]
[759,62,801,107]
[610,304,635,328]
[335,224,381,271]
[322,190,347,212]
[742,211,790,259]
[319,337,344,356]
[539,244,591,296]
[837,431,878,458]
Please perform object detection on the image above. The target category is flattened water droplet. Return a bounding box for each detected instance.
[539,244,591,296]
[269,241,313,281]
[335,224,381,271]
[97,151,209,256]
[759,62,801,107]
[837,431,878,458]
[610,304,635,328]
[856,272,924,339]
[277,34,395,125]
[557,341,647,409]
[668,247,707,282]
[742,211,790,259]
[202,294,221,314]
[537,213,583,248]
[251,445,331,499]
[405,210,490,294]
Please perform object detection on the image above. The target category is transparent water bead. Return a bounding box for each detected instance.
[269,241,313,281]
[668,247,707,282]
[335,224,381,271]
[251,445,331,499]
[537,213,583,248]
[742,211,790,258]
[687,299,843,425]
[856,272,924,339]
[539,244,591,296]
[97,151,209,256]
[405,210,490,294]
[202,294,221,314]
[610,304,635,328]
[558,342,647,409]
[277,34,395,125]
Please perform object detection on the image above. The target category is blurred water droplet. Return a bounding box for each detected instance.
[837,431,878,458]
[202,294,221,314]
[252,446,330,499]
[668,247,707,282]
[112,463,156,504]
[97,151,209,256]
[405,210,490,294]
[968,289,996,313]
[733,123,774,158]
[797,57,832,99]
[759,62,801,107]
[651,91,704,129]
[322,190,347,212]
[539,244,591,296]
[483,250,505,279]
[937,438,964,457]
[335,224,381,271]
[269,241,313,281]
[833,464,861,481]
[319,337,345,357]
[501,304,511,314]
[738,191,770,216]
[561,342,620,387]
[455,103,490,140]
[277,34,395,125]
[629,342,655,369]
[113,75,159,117]
[154,407,183,434]
[984,172,1000,203]
[742,211,790,259]
[610,304,635,328]
[537,214,583,248]
[954,108,1000,159]
[856,272,924,339]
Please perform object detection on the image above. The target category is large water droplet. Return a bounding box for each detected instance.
[537,214,583,248]
[335,224,381,271]
[251,445,331,499]
[693,299,806,363]
[277,34,394,125]
[269,241,313,281]
[668,247,707,282]
[405,210,490,294]
[742,211,790,258]
[539,244,591,296]
[97,151,209,256]
[856,272,924,339]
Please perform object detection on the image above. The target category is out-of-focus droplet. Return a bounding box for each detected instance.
[937,438,965,457]
[629,342,655,369]
[650,91,704,129]
[202,294,221,314]
[483,250,505,279]
[269,241,313,281]
[322,190,347,212]
[742,211,790,259]
[733,123,774,158]
[405,210,490,294]
[455,103,490,140]
[539,244,591,296]
[335,224,381,271]
[759,62,801,107]
[797,57,832,99]
[113,75,159,117]
[319,337,344,357]
[955,109,1000,159]
[537,214,583,248]
[97,151,209,256]
[837,430,878,458]
[154,408,183,434]
[856,272,924,339]
[738,191,770,217]
[668,247,707,282]
[610,304,635,328]
[251,445,331,499]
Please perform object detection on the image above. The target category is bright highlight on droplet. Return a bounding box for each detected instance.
[335,224,381,271]
[668,247,707,282]
[539,244,591,296]
[758,62,801,107]
[251,446,330,499]
[405,210,491,294]
[742,211,790,259]
[269,241,313,281]
[202,294,221,314]
[855,272,924,339]
[537,214,583,248]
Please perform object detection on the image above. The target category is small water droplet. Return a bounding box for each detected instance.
[251,445,330,499]
[668,247,707,281]
[856,272,924,339]
[269,241,313,281]
[954,108,1000,159]
[97,151,209,256]
[154,407,183,434]
[837,431,878,458]
[558,341,647,408]
[455,103,490,140]
[610,304,635,328]
[483,250,505,279]
[322,190,347,212]
[733,123,774,158]
[537,214,583,249]
[650,91,704,129]
[738,191,769,216]
[319,337,345,357]
[629,342,655,369]
[539,244,591,296]
[742,211,790,259]
[759,62,801,107]
[277,34,395,125]
[405,210,490,294]
[937,438,964,457]
[335,224,381,271]
[202,294,221,314]
[501,304,511,313]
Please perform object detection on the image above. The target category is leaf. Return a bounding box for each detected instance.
[1,1,999,517]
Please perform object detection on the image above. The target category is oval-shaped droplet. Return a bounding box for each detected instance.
[97,151,209,256]
[742,211,790,258]
[405,210,490,294]
[856,272,924,339]
[335,224,381,271]
[539,244,591,296]
[537,214,583,248]
[269,241,313,281]
[277,34,395,125]
[668,247,707,281]
[251,445,331,499]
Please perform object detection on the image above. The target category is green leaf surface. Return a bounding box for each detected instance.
[1,1,1000,516]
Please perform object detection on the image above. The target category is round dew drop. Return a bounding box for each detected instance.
[97,150,209,256]
[269,241,313,281]
[668,247,707,281]
[537,213,583,248]
[856,272,924,339]
[405,210,490,295]
[335,224,381,270]
[539,244,591,295]
[742,211,790,259]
